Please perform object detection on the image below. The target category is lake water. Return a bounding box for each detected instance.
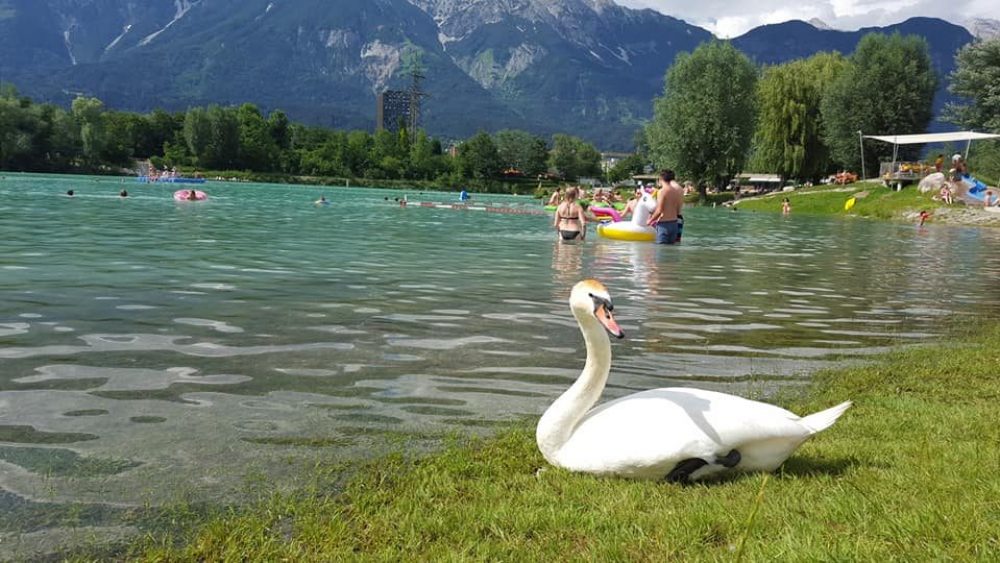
[2,173,1000,556]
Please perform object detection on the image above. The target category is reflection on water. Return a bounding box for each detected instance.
[2,173,1000,556]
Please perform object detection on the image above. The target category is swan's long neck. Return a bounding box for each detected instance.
[536,310,612,462]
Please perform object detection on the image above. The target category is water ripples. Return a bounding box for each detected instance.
[4,175,1000,555]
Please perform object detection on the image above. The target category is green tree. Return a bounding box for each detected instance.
[607,153,646,183]
[205,105,240,169]
[549,134,601,180]
[71,96,106,168]
[237,103,279,171]
[371,129,408,177]
[0,89,38,170]
[138,109,182,158]
[947,38,1000,132]
[946,38,1000,183]
[646,41,758,196]
[821,33,938,173]
[100,111,138,167]
[344,131,373,176]
[183,107,212,163]
[751,53,848,181]
[458,132,502,181]
[409,130,442,180]
[494,129,549,176]
[268,110,292,150]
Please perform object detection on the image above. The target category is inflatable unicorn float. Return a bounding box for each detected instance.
[596,190,658,242]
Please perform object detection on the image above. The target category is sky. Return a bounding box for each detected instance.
[614,0,996,38]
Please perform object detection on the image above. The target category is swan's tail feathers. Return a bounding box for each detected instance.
[800,401,852,434]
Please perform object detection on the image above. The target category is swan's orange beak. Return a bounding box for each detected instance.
[596,305,625,339]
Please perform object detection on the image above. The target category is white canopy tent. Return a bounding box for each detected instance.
[858,131,1000,179]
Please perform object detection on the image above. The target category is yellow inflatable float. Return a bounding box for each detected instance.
[597,191,658,242]
[597,222,655,242]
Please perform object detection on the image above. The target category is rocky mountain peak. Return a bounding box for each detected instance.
[967,18,1000,39]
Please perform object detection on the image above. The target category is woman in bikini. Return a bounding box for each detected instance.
[554,186,586,242]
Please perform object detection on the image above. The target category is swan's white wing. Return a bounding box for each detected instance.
[555,388,811,478]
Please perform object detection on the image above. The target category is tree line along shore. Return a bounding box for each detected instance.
[4,34,997,198]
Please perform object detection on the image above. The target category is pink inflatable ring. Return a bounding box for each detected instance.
[174,189,208,201]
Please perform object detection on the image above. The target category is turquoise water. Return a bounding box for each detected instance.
[2,173,1000,555]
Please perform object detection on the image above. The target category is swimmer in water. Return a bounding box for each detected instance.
[187,189,199,201]
[67,190,75,197]
[120,189,128,198]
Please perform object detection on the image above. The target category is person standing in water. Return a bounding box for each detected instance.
[554,186,586,242]
[648,169,683,245]
[782,197,791,215]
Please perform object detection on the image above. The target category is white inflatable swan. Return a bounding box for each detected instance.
[536,279,852,482]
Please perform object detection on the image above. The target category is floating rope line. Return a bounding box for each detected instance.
[409,201,548,216]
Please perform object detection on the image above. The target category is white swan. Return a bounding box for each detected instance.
[536,279,852,482]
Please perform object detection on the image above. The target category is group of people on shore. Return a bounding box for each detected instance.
[552,170,684,245]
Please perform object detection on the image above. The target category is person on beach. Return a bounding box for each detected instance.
[648,169,683,245]
[984,190,996,208]
[939,185,953,205]
[952,154,968,179]
[554,186,586,242]
[934,154,944,173]
[782,197,791,215]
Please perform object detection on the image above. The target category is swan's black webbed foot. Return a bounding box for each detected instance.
[716,449,741,468]
[666,458,708,483]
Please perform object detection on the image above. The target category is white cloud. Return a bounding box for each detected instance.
[615,0,993,37]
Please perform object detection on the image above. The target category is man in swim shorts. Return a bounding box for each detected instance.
[648,169,684,244]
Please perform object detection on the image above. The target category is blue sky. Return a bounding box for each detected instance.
[614,0,994,37]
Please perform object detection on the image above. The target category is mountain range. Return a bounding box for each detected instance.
[0,0,983,149]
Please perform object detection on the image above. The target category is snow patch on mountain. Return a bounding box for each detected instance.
[63,29,77,65]
[105,24,133,53]
[140,0,199,46]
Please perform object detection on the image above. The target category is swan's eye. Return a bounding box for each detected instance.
[589,294,613,314]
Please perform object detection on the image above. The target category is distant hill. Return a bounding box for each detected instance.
[0,1,977,149]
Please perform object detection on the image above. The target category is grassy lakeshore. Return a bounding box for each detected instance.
[733,182,1000,226]
[105,323,1000,561]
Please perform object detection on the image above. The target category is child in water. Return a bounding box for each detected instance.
[918,210,931,227]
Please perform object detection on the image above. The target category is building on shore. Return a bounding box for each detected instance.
[600,151,632,173]
[376,90,412,132]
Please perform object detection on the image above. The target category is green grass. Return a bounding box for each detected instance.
[735,183,944,220]
[110,325,1000,560]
